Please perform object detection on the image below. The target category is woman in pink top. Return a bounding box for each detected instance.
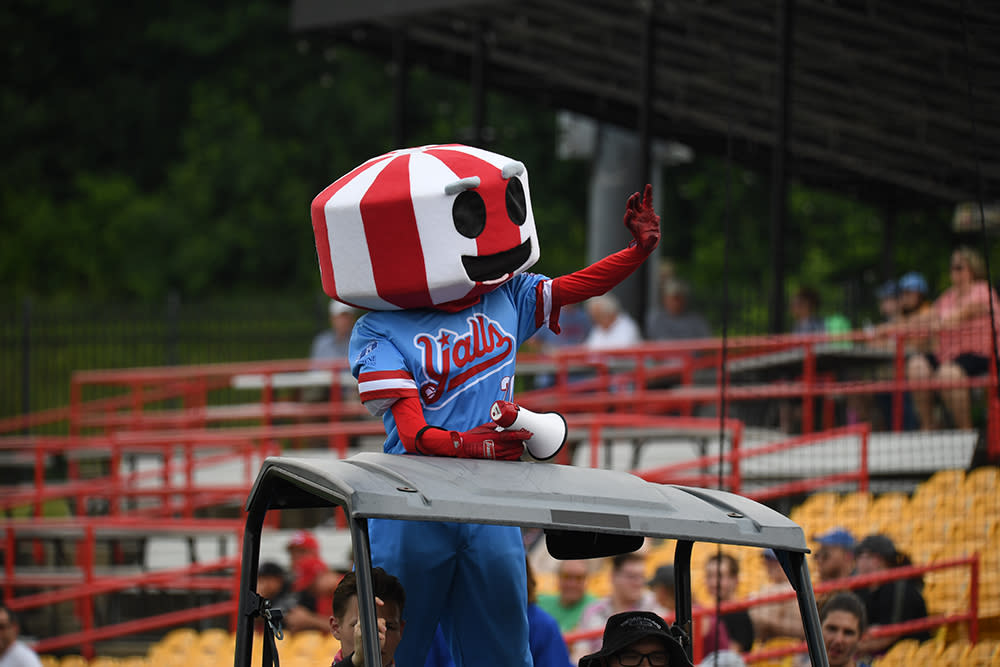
[896,247,999,429]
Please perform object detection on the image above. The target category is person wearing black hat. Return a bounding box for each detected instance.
[853,534,929,658]
[578,611,693,667]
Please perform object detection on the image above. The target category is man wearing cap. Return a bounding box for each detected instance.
[853,534,929,657]
[579,610,693,667]
[897,272,930,320]
[813,528,856,587]
[307,300,360,403]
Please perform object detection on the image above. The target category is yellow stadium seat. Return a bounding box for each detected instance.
[940,640,972,666]
[912,638,946,663]
[880,638,920,663]
[961,639,1000,666]
[58,657,88,667]
[39,657,59,667]
[964,467,998,496]
[118,658,150,667]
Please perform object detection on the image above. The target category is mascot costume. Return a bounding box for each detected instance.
[310,144,660,666]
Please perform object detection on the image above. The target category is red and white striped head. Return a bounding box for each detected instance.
[311,144,540,311]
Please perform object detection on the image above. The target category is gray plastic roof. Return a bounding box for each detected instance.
[291,0,1000,207]
[248,452,809,552]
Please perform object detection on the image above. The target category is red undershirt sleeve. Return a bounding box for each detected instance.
[535,242,651,333]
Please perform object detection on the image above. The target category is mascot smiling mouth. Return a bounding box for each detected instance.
[461,239,533,284]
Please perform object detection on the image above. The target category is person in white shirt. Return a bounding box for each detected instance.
[584,294,641,350]
[0,605,42,667]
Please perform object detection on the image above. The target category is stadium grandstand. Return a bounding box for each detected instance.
[4,1,999,665]
[1,336,998,665]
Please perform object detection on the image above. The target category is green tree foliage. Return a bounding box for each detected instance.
[0,0,975,317]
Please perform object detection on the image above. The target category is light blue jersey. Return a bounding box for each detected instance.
[348,272,549,667]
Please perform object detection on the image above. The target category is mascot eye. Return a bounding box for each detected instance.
[506,178,527,226]
[452,190,487,239]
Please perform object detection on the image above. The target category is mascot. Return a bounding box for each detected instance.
[311,144,660,666]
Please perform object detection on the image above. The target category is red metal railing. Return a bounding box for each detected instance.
[1,517,244,659]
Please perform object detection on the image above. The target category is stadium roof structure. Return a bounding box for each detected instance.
[234,452,829,666]
[290,0,1000,208]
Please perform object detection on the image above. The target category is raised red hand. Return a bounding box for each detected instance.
[623,183,660,252]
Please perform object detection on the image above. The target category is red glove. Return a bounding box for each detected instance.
[623,183,660,252]
[416,423,531,460]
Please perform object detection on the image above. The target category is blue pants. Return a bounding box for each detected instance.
[369,518,531,667]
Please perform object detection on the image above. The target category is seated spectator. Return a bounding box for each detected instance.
[285,554,341,633]
[647,565,675,614]
[790,287,825,335]
[651,563,729,658]
[527,558,575,667]
[703,553,754,653]
[307,300,360,402]
[527,303,592,389]
[256,560,295,614]
[578,610,693,667]
[585,294,641,350]
[853,535,929,657]
[573,553,666,661]
[697,651,746,667]
[748,549,803,642]
[897,272,931,320]
[879,247,1000,430]
[646,278,711,341]
[0,604,43,667]
[812,529,856,606]
[875,280,901,325]
[538,559,598,633]
[819,592,869,667]
[330,567,406,667]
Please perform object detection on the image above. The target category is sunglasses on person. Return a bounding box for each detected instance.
[616,650,670,666]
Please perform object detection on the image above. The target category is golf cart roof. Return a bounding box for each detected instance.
[247,452,808,553]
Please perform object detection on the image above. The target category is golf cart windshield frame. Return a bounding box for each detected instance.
[233,453,829,667]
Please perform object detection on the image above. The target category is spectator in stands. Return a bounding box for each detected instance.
[819,592,869,667]
[526,303,592,389]
[0,605,42,667]
[704,553,754,653]
[878,247,1000,430]
[573,553,665,661]
[646,278,711,341]
[790,287,825,335]
[875,280,902,325]
[307,300,361,402]
[749,549,803,642]
[287,530,320,567]
[647,565,675,614]
[853,534,929,657]
[526,558,575,667]
[584,294,641,350]
[537,559,598,634]
[698,651,746,667]
[256,560,295,612]
[285,556,342,633]
[330,568,406,667]
[897,272,930,319]
[813,528,857,585]
[653,562,730,658]
[312,299,359,363]
[578,610,693,667]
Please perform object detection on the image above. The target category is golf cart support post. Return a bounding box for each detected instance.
[234,453,829,666]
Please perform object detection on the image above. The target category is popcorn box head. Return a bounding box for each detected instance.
[311,144,540,311]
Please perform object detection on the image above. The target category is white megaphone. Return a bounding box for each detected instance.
[490,400,568,461]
